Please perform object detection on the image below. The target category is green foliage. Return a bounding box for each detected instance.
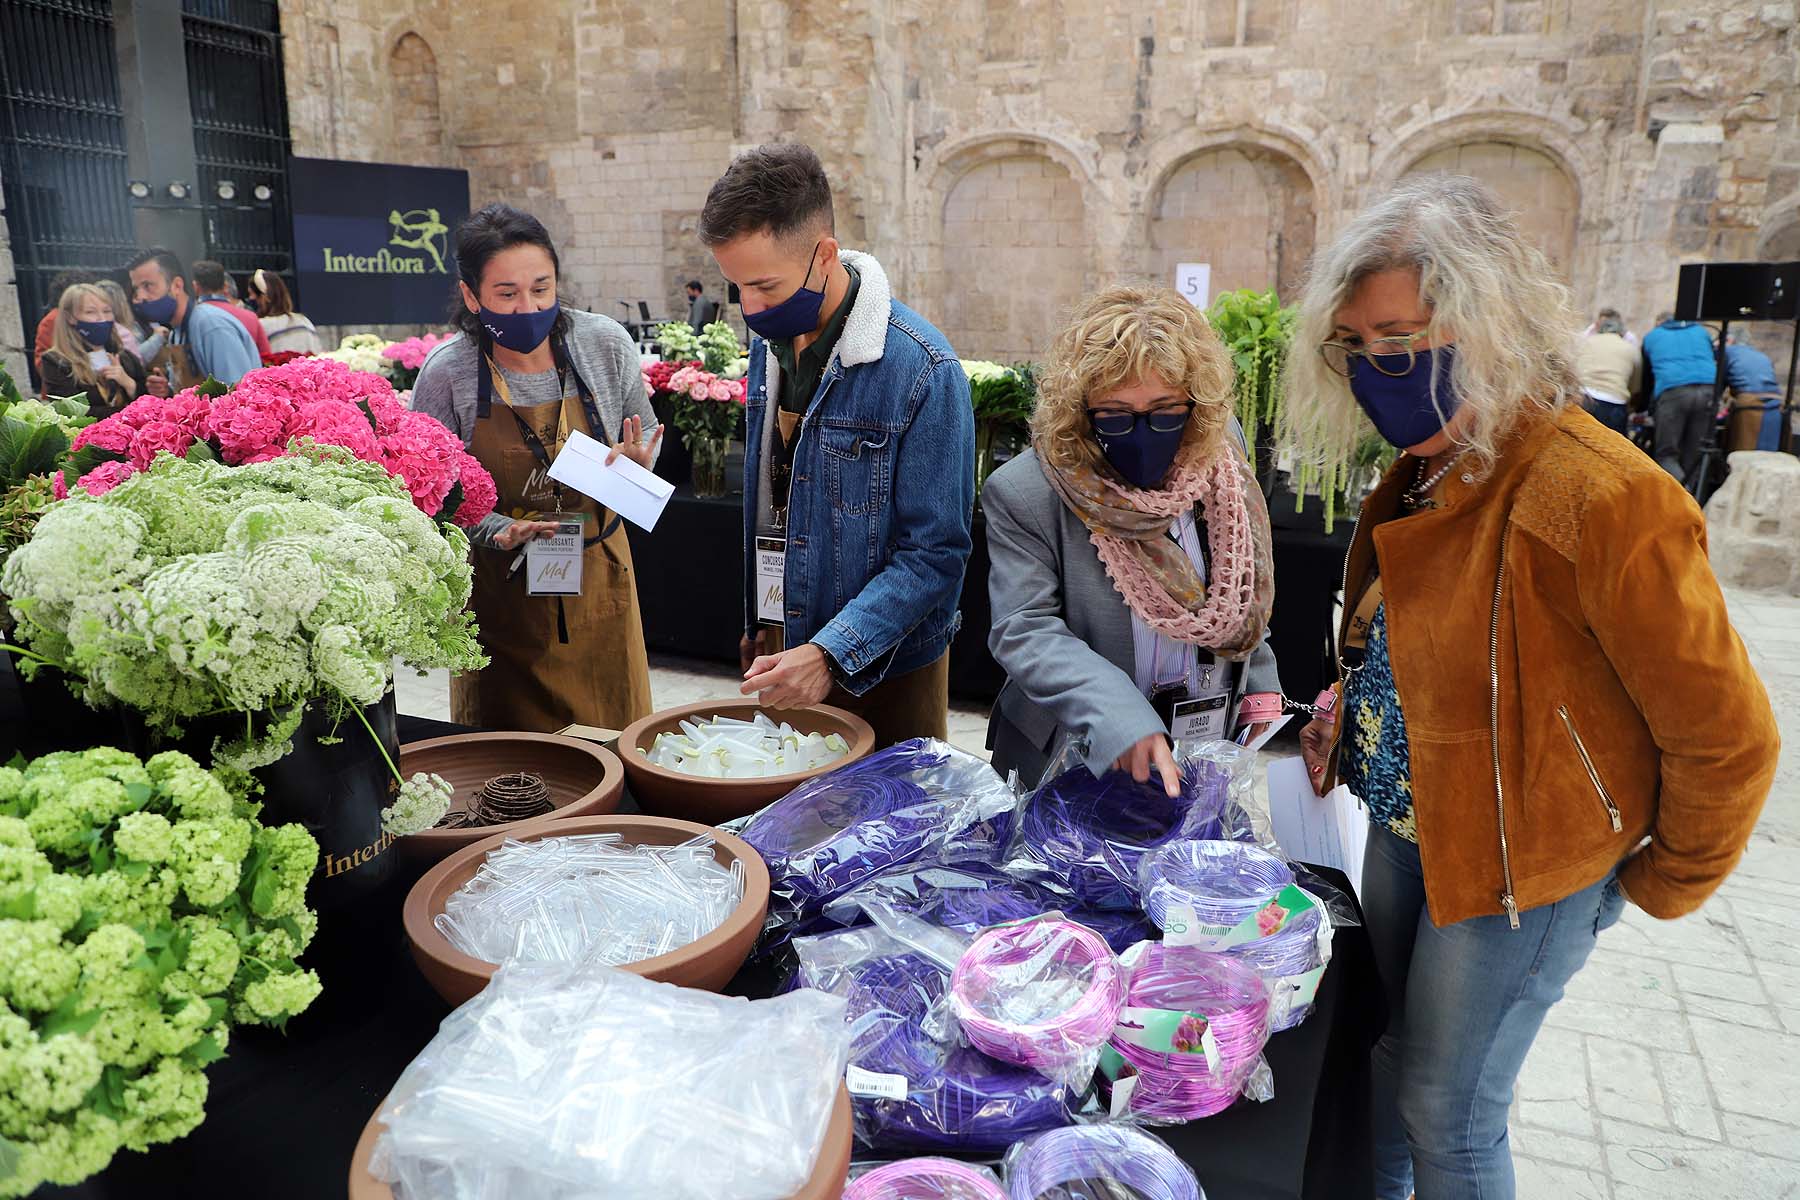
[654,322,701,363]
[695,321,745,376]
[0,364,21,408]
[961,360,1038,502]
[0,747,321,1195]
[1205,289,1295,470]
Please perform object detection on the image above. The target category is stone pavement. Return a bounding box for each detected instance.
[394,586,1800,1197]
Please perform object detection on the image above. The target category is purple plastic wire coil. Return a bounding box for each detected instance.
[846,1157,1009,1200]
[1007,1126,1204,1200]
[827,863,1155,954]
[1109,944,1272,1121]
[1021,762,1229,911]
[1223,894,1324,1033]
[950,919,1126,1071]
[845,951,1073,1151]
[1139,840,1295,931]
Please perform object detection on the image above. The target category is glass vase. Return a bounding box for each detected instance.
[688,432,730,498]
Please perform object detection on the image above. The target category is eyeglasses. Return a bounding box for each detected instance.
[1318,331,1432,377]
[1088,402,1194,438]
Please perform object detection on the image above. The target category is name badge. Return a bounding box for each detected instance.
[1171,694,1229,746]
[755,534,786,626]
[526,514,584,596]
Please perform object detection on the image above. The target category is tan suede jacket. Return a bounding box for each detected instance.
[1327,405,1779,926]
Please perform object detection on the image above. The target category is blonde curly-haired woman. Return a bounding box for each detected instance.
[1283,174,1779,1200]
[984,285,1283,795]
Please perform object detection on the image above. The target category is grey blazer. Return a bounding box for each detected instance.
[984,445,1283,786]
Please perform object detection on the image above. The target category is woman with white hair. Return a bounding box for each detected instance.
[1283,174,1778,1200]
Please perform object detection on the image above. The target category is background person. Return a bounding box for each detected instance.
[244,269,324,354]
[125,247,260,388]
[1573,309,1640,435]
[1723,332,1784,452]
[985,285,1283,794]
[413,203,661,732]
[92,278,143,358]
[31,269,96,381]
[1639,311,1720,483]
[1281,174,1778,1200]
[192,259,273,359]
[685,279,720,334]
[37,283,147,415]
[700,142,974,747]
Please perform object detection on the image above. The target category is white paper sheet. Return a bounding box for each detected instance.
[1240,713,1293,752]
[546,428,674,532]
[1266,756,1368,898]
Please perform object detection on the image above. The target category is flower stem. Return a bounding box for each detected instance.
[0,643,66,672]
[346,697,404,785]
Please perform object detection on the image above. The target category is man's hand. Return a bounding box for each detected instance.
[604,415,664,470]
[494,519,560,551]
[1113,733,1182,798]
[145,369,170,398]
[741,642,834,709]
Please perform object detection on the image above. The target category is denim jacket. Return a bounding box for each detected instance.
[741,250,975,695]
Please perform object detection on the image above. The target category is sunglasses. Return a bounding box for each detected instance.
[1088,402,1194,438]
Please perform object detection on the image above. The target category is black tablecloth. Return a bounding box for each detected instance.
[42,712,1377,1200]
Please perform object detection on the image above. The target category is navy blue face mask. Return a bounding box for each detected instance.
[1349,344,1462,448]
[75,319,115,348]
[1092,410,1189,490]
[134,294,178,327]
[741,242,826,342]
[475,298,560,353]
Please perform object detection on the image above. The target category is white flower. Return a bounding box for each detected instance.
[381,772,454,836]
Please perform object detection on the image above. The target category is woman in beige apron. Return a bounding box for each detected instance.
[411,203,662,734]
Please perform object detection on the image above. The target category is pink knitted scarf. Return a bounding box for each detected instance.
[1037,441,1275,660]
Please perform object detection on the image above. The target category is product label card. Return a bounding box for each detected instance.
[846,1065,908,1100]
[1111,1006,1222,1074]
[525,514,584,596]
[1161,883,1317,952]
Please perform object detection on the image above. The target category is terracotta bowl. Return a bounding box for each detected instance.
[347,1084,854,1200]
[394,733,624,864]
[402,815,771,1008]
[617,699,876,824]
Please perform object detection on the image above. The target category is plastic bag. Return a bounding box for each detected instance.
[845,1157,1008,1199]
[820,862,1155,954]
[945,913,1126,1090]
[737,738,1018,931]
[1100,941,1275,1124]
[794,921,1077,1153]
[369,960,849,1200]
[1003,735,1242,912]
[1004,1124,1205,1200]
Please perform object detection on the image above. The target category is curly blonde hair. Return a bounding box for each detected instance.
[1032,285,1235,474]
[1279,173,1580,484]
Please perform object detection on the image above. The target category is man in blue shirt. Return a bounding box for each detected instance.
[126,247,260,387]
[1724,333,1784,452]
[1640,313,1720,483]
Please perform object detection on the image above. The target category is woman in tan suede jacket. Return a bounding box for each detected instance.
[1283,175,1779,1200]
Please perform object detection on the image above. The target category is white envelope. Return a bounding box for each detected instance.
[545,428,675,532]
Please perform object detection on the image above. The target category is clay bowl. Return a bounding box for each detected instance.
[347,1084,854,1200]
[402,815,771,1008]
[617,699,876,824]
[394,733,623,864]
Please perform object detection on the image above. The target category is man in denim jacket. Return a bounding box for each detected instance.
[701,143,974,744]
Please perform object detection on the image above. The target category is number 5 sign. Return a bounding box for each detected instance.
[1174,263,1211,310]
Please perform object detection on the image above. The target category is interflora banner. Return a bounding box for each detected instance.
[289,157,471,325]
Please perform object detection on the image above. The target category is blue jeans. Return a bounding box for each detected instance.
[1363,824,1626,1200]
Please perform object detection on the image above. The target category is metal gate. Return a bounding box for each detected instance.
[0,0,136,358]
[183,0,292,279]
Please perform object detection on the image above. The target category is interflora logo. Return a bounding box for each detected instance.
[320,207,450,275]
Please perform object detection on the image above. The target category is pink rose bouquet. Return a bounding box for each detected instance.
[660,364,745,497]
[63,358,497,527]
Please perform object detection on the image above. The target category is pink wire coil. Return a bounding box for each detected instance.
[1108,943,1272,1120]
[845,1156,1009,1200]
[949,918,1126,1072]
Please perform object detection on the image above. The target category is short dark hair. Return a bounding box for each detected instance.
[1596,307,1621,322]
[127,247,185,285]
[686,279,703,292]
[449,203,565,342]
[698,142,833,247]
[46,269,96,301]
[191,259,229,293]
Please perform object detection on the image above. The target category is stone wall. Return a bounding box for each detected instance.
[0,159,25,387]
[274,0,1800,364]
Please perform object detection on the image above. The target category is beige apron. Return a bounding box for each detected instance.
[449,372,653,732]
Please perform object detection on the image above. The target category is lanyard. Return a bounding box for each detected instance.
[476,335,620,543]
[1339,573,1385,673]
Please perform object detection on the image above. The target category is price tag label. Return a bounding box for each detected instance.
[1174,262,1212,310]
[755,535,786,626]
[525,514,584,596]
[846,1065,908,1100]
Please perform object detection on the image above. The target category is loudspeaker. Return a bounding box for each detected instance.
[1675,262,1800,322]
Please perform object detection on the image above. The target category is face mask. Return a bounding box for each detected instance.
[476,299,560,353]
[135,294,178,326]
[1094,418,1187,490]
[1349,344,1461,448]
[74,319,114,348]
[741,243,826,342]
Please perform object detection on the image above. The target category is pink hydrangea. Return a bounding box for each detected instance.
[363,386,411,436]
[116,395,169,429]
[377,410,462,515]
[210,389,295,464]
[75,460,137,497]
[450,452,499,527]
[127,421,194,471]
[381,333,452,371]
[51,474,68,501]
[71,414,133,456]
[158,391,215,440]
[288,398,381,460]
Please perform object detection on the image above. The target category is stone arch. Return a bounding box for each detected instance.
[1404,141,1579,275]
[1369,109,1590,199]
[389,32,444,162]
[1756,191,1800,260]
[1145,143,1320,302]
[922,133,1101,362]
